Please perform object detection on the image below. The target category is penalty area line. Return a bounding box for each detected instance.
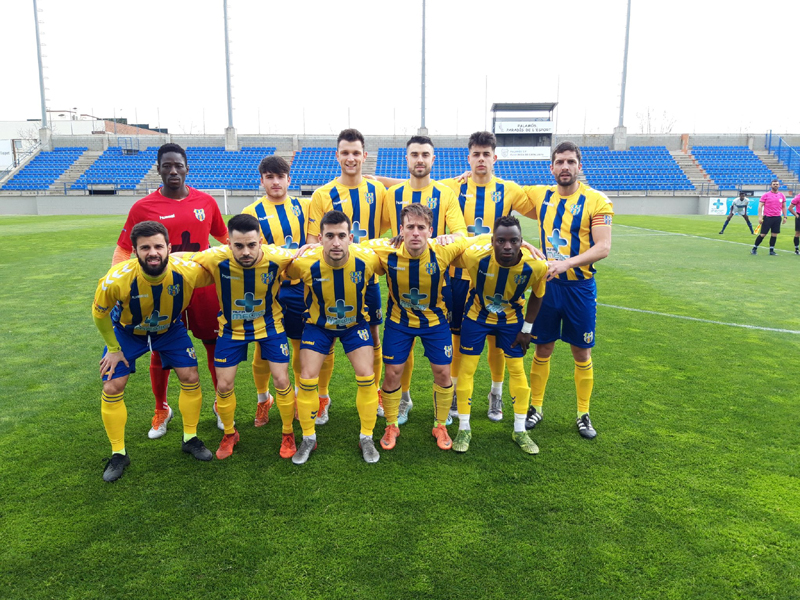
[598,303,800,335]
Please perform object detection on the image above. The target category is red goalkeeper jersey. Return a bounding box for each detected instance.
[117,187,227,253]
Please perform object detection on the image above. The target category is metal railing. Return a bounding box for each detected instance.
[766,131,800,181]
[0,141,42,186]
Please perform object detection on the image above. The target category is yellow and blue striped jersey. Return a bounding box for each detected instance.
[439,176,533,280]
[364,236,473,328]
[308,178,387,242]
[383,180,468,237]
[188,245,294,341]
[92,257,214,335]
[453,242,547,325]
[524,182,613,281]
[241,196,311,250]
[286,244,381,331]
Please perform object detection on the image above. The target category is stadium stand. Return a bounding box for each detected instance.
[2,147,87,190]
[580,146,694,191]
[494,160,555,185]
[692,145,783,190]
[72,146,159,190]
[376,147,471,180]
[183,146,275,190]
[288,147,339,189]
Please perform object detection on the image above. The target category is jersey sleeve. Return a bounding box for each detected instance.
[186,246,225,270]
[264,244,296,273]
[308,190,326,237]
[589,193,614,228]
[507,181,535,214]
[208,201,227,240]
[523,186,548,219]
[116,208,139,252]
[438,178,459,194]
[526,254,548,299]
[442,189,468,235]
[285,253,308,281]
[173,258,215,289]
[92,268,124,319]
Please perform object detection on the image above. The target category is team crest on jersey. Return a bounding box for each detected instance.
[350,271,363,284]
[280,343,289,356]
[357,328,369,341]
[570,203,581,216]
[292,204,302,217]
[186,347,196,360]
[584,331,594,344]
[425,262,437,275]
[444,345,453,358]
[514,274,528,285]
[365,192,375,205]
[491,191,503,203]
[194,208,206,221]
[426,197,438,210]
[262,272,275,285]
[167,283,181,296]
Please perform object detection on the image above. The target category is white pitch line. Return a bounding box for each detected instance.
[598,303,800,335]
[614,223,799,252]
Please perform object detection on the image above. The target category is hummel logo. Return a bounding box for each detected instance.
[159,214,175,220]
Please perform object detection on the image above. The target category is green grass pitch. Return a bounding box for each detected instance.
[0,213,798,599]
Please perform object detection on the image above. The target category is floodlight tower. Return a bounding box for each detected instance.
[32,0,51,150]
[223,0,238,150]
[418,0,428,135]
[613,0,632,150]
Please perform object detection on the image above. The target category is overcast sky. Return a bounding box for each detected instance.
[2,0,798,138]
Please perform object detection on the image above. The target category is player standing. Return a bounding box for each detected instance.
[719,191,754,234]
[522,141,613,439]
[94,221,215,482]
[381,136,467,423]
[450,216,547,454]
[788,192,800,254]
[307,130,387,425]
[186,214,297,460]
[113,143,227,439]
[287,210,382,464]
[751,180,787,256]
[240,156,335,426]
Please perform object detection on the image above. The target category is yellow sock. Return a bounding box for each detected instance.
[507,357,531,415]
[530,353,551,412]
[215,389,237,434]
[178,381,202,436]
[372,343,383,389]
[290,339,302,387]
[274,383,296,434]
[318,350,335,396]
[382,386,402,425]
[252,344,271,395]
[355,374,378,436]
[455,353,480,415]
[574,359,594,414]
[297,377,319,436]
[101,391,126,454]
[450,334,462,379]
[487,336,506,383]
[400,347,415,393]
[433,382,454,424]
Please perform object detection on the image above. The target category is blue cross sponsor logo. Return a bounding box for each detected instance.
[546,228,569,260]
[232,292,267,321]
[167,283,181,296]
[484,293,508,314]
[282,235,299,250]
[425,262,437,275]
[427,197,438,210]
[352,220,368,242]
[350,270,363,284]
[713,199,724,210]
[467,217,491,236]
[326,299,356,325]
[138,310,169,332]
[401,287,428,310]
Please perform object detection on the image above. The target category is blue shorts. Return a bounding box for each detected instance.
[301,322,373,355]
[278,281,306,340]
[460,317,526,359]
[382,320,454,366]
[366,280,383,325]
[449,277,470,335]
[102,321,198,381]
[532,278,597,348]
[214,332,290,367]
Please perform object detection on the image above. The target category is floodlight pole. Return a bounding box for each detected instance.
[419,0,427,134]
[223,0,234,129]
[33,0,46,129]
[618,0,631,128]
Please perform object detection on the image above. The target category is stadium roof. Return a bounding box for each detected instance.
[490,102,557,112]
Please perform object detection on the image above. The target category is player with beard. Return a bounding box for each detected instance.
[113,144,228,440]
[185,214,297,460]
[93,221,216,482]
[521,142,613,439]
